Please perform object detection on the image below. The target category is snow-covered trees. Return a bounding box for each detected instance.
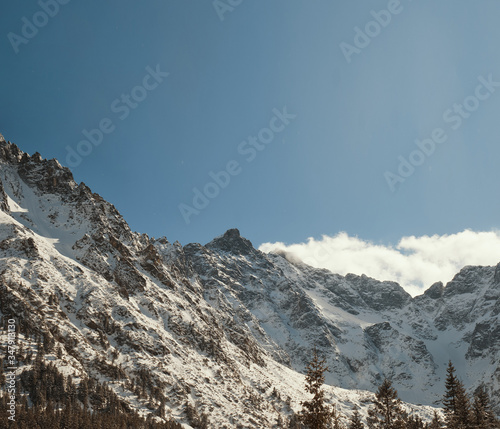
[442,361,499,429]
[366,378,406,429]
[442,361,471,428]
[348,407,365,429]
[428,411,443,429]
[471,385,499,429]
[299,349,339,429]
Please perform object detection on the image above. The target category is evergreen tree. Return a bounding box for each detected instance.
[443,361,459,421]
[455,382,472,428]
[332,404,345,429]
[366,378,406,429]
[428,411,443,429]
[299,349,335,429]
[472,385,499,429]
[348,406,365,429]
[406,414,425,429]
[443,361,472,429]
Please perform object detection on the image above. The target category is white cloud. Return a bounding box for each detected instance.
[258,230,500,297]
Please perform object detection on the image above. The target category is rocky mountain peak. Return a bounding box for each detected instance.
[443,265,492,297]
[0,138,24,164]
[18,157,77,196]
[0,135,77,196]
[206,228,256,255]
[424,281,444,299]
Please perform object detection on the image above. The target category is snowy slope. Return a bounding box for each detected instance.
[0,136,498,426]
[186,230,500,410]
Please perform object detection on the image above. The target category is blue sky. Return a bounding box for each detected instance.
[1,0,500,252]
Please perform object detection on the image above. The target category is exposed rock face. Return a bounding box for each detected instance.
[0,177,9,213]
[467,322,500,359]
[423,281,444,299]
[495,262,500,284]
[206,228,256,256]
[0,136,499,426]
[344,273,412,311]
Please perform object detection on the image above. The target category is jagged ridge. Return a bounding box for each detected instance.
[0,135,499,427]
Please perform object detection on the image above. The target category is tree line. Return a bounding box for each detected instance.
[292,351,499,429]
[0,352,183,429]
[1,306,498,428]
[0,310,185,429]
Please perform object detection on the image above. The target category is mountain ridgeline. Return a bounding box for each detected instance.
[0,135,499,427]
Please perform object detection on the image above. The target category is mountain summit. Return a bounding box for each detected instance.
[206,228,256,255]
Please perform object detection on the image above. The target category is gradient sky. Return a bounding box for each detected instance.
[1,0,500,249]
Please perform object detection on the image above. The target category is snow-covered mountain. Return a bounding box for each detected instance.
[0,134,498,427]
